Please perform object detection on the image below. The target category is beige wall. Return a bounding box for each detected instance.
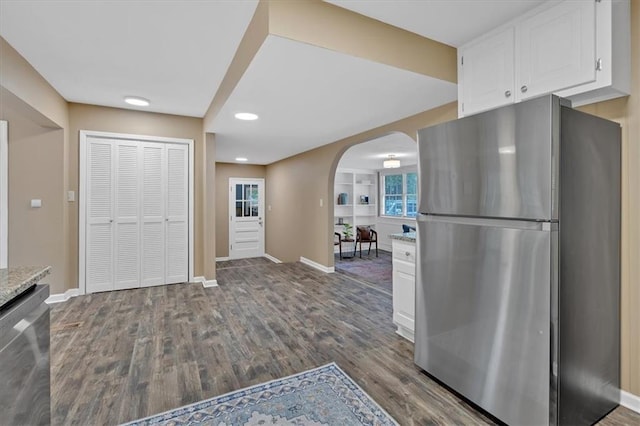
[1,36,70,292]
[215,162,267,258]
[264,102,457,264]
[2,107,66,294]
[576,0,640,395]
[67,103,206,288]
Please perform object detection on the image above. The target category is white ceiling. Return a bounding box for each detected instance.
[212,35,456,165]
[0,1,546,164]
[326,0,547,47]
[0,0,259,117]
[338,132,417,170]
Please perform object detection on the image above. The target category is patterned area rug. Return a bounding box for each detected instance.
[334,250,392,295]
[123,363,398,426]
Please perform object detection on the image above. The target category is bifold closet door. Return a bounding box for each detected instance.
[85,137,189,293]
[86,138,115,293]
[141,143,165,287]
[114,141,141,290]
[165,144,188,284]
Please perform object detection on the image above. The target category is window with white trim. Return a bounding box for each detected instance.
[380,168,417,217]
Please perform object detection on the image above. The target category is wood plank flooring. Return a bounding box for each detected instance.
[50,259,639,425]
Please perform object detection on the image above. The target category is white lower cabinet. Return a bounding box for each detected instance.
[392,239,416,342]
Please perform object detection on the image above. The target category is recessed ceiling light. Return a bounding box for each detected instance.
[124,96,150,106]
[234,112,258,121]
[235,157,248,162]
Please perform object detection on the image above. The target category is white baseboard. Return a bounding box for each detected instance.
[203,279,219,288]
[45,288,81,305]
[300,257,334,273]
[263,253,282,263]
[192,276,205,283]
[215,256,230,261]
[621,390,640,414]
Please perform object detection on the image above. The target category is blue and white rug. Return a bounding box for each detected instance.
[123,362,398,426]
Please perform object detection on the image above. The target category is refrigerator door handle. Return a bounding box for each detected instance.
[418,213,557,231]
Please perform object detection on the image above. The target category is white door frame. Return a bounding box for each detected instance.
[228,177,265,259]
[79,130,194,295]
[0,121,7,268]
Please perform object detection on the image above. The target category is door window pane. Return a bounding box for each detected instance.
[236,201,243,217]
[236,184,243,202]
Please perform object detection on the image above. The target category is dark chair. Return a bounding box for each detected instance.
[334,232,343,259]
[355,226,378,258]
[402,224,416,233]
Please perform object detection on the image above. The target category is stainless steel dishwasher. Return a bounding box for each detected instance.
[0,284,50,425]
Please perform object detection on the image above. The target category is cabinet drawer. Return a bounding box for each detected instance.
[393,242,416,264]
[393,258,415,276]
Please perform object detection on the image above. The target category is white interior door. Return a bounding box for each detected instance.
[0,121,7,269]
[229,178,264,259]
[83,134,190,294]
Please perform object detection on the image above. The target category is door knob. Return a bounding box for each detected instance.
[505,90,511,98]
[520,85,528,93]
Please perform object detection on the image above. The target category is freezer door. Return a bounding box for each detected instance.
[415,217,552,425]
[417,95,557,220]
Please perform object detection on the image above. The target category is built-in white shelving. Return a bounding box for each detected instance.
[334,169,377,247]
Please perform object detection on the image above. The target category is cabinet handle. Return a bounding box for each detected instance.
[505,90,511,98]
[520,85,528,93]
[405,252,411,257]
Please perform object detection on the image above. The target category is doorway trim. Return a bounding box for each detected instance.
[228,177,265,259]
[0,121,7,268]
[78,130,194,295]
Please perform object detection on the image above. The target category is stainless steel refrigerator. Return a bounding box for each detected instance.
[414,95,620,426]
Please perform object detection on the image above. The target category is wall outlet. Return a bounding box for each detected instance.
[30,199,42,208]
[319,198,323,207]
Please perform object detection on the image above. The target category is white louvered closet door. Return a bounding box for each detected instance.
[86,138,114,293]
[165,144,188,284]
[141,143,166,287]
[85,137,189,293]
[114,141,140,290]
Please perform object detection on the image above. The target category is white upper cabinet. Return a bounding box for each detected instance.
[458,27,515,117]
[556,0,631,106]
[517,0,596,101]
[458,0,630,117]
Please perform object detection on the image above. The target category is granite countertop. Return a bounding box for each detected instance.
[390,232,416,242]
[0,266,51,308]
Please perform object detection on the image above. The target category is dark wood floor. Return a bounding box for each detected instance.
[50,259,639,425]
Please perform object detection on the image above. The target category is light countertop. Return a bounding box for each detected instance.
[0,266,51,309]
[390,232,416,243]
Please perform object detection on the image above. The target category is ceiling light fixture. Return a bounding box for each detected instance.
[234,112,259,121]
[383,155,401,169]
[124,96,150,106]
[235,157,248,162]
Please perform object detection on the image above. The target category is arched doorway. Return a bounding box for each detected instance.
[331,132,417,293]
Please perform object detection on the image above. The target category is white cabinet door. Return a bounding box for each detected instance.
[86,139,114,293]
[141,143,165,287]
[165,144,189,283]
[517,0,596,101]
[392,258,415,337]
[459,27,515,117]
[114,142,140,290]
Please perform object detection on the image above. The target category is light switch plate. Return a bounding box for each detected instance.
[67,191,75,202]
